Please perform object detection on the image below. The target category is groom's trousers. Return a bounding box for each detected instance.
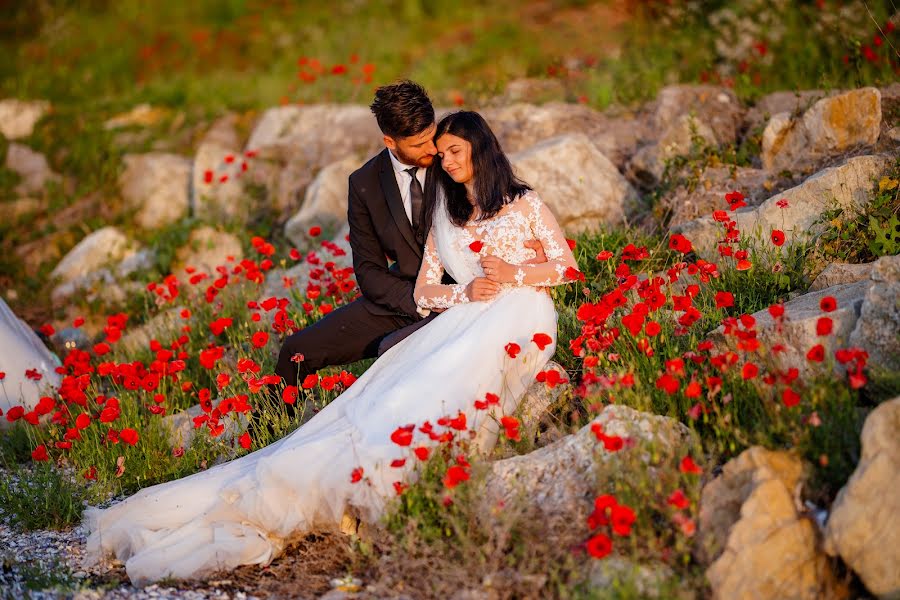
[273,298,438,396]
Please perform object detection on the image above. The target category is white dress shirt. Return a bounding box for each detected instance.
[387,149,426,225]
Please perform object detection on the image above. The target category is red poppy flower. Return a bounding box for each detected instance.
[667,489,690,509]
[816,317,833,336]
[75,413,91,430]
[596,250,613,261]
[771,229,785,246]
[390,458,406,468]
[819,296,837,312]
[390,425,415,447]
[655,373,680,395]
[668,233,693,254]
[585,533,612,559]
[350,467,364,483]
[443,464,470,488]
[469,240,484,253]
[715,291,734,309]
[414,446,430,461]
[742,362,759,380]
[768,303,785,319]
[645,321,661,336]
[301,374,319,389]
[308,226,322,237]
[532,332,553,350]
[806,344,825,363]
[565,266,586,282]
[735,259,752,271]
[504,342,521,358]
[282,385,298,405]
[566,238,577,251]
[679,455,702,474]
[610,504,636,536]
[239,431,252,449]
[251,331,269,348]
[120,428,139,446]
[31,444,49,462]
[782,387,801,407]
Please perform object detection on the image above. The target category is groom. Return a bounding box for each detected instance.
[273,81,545,400]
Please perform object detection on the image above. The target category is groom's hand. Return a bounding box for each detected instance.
[522,239,547,264]
[466,277,500,301]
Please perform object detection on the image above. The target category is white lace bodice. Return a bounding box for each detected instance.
[414,190,578,312]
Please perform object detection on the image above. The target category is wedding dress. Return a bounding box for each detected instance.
[84,190,578,585]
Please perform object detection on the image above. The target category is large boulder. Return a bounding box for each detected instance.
[628,114,719,186]
[676,154,892,260]
[172,226,244,281]
[762,88,882,173]
[510,134,639,232]
[482,404,693,532]
[5,142,62,195]
[824,397,900,599]
[808,261,875,292]
[708,254,899,377]
[51,248,155,305]
[698,447,845,600]
[0,298,61,425]
[0,99,50,140]
[119,152,192,229]
[651,85,744,147]
[49,227,135,285]
[848,254,900,372]
[481,102,648,168]
[245,105,381,217]
[661,165,771,227]
[743,90,837,134]
[192,142,248,223]
[284,155,359,247]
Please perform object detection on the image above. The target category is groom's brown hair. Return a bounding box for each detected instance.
[370,80,434,139]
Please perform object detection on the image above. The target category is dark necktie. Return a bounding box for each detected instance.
[405,166,424,244]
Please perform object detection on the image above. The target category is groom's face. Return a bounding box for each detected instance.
[384,123,437,169]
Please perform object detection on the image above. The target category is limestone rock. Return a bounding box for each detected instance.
[0,99,50,139]
[661,165,771,227]
[161,402,248,452]
[118,307,187,355]
[628,114,718,186]
[824,397,900,599]
[743,90,837,134]
[284,155,359,247]
[762,88,882,173]
[199,113,242,150]
[699,447,845,600]
[483,404,692,530]
[848,254,900,372]
[172,226,243,280]
[652,85,744,147]
[809,261,875,292]
[587,557,684,599]
[103,104,169,130]
[517,361,569,444]
[52,249,156,305]
[50,227,135,285]
[481,102,648,168]
[5,143,62,195]
[677,154,892,260]
[510,134,638,232]
[192,142,248,222]
[244,104,380,218]
[119,153,191,229]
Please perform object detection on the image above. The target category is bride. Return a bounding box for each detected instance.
[84,110,579,585]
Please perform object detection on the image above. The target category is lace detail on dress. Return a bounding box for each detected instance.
[413,190,578,309]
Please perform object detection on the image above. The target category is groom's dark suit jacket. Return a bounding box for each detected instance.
[347,148,438,320]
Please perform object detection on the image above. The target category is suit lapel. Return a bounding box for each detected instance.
[378,149,421,258]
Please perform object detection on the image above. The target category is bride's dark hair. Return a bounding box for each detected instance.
[427,111,531,227]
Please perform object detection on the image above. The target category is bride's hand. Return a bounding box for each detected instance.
[480,254,515,283]
[522,239,547,265]
[465,277,500,301]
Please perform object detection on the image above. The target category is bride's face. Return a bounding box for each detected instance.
[436,133,473,185]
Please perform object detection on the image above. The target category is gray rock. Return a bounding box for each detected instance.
[482,405,693,532]
[699,447,844,600]
[0,99,50,139]
[652,85,744,147]
[119,152,191,229]
[677,154,892,260]
[118,307,187,355]
[51,248,154,304]
[743,90,837,134]
[848,254,900,372]
[661,165,771,227]
[628,114,719,186]
[588,557,685,599]
[172,226,244,282]
[824,397,900,600]
[481,102,648,169]
[161,402,249,453]
[49,227,135,285]
[192,142,248,223]
[809,261,876,292]
[5,142,62,195]
[284,155,359,247]
[762,88,882,173]
[510,134,639,232]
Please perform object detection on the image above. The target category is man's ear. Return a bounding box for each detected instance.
[383,135,396,150]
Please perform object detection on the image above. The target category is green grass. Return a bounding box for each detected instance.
[0,463,87,531]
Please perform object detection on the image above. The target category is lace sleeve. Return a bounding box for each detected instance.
[413,229,470,315]
[512,193,579,287]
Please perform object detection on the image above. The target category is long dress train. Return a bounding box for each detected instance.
[83,190,577,585]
